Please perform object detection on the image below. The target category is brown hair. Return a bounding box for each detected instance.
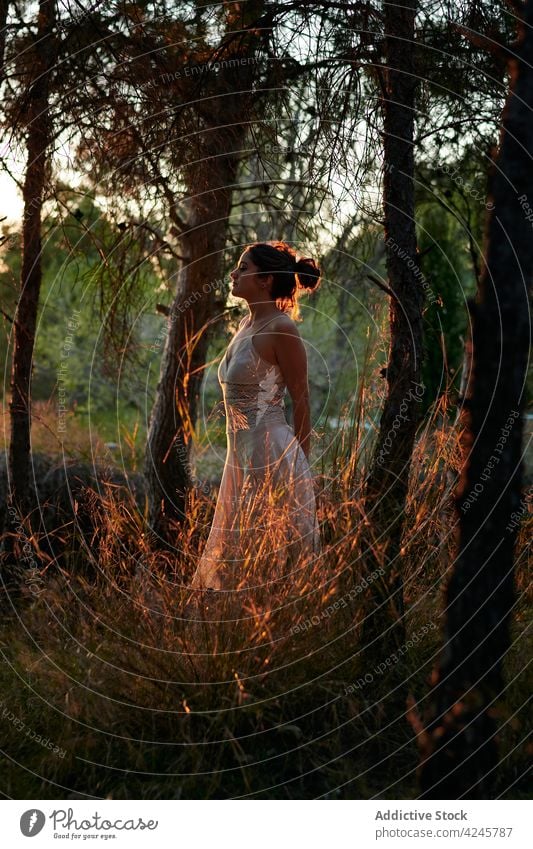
[246,241,321,319]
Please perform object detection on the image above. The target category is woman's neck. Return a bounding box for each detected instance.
[247,300,282,323]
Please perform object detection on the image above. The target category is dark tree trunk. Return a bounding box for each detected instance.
[143,136,242,541]
[415,2,533,798]
[2,0,55,562]
[0,1,9,86]
[361,0,423,653]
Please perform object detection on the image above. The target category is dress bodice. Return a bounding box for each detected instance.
[218,326,287,433]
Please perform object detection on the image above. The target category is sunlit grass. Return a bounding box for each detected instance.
[0,386,530,799]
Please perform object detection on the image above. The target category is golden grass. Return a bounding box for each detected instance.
[0,389,530,799]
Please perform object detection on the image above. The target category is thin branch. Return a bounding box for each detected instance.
[366,272,400,303]
[1,308,16,325]
[127,219,185,260]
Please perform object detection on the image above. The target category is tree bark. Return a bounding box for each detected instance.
[144,133,243,540]
[361,0,423,654]
[143,0,265,542]
[0,1,9,87]
[3,0,56,561]
[415,1,533,798]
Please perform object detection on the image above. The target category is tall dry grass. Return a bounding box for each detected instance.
[0,385,530,799]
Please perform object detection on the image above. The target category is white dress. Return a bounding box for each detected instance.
[191,315,320,590]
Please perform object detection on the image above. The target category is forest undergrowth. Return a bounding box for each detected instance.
[0,390,530,800]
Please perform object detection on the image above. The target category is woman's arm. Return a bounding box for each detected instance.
[292,387,312,461]
[273,318,312,460]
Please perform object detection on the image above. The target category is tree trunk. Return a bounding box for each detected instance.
[143,123,244,542]
[2,0,55,562]
[415,1,533,798]
[0,1,9,86]
[360,0,423,653]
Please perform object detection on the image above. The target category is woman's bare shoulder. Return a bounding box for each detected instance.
[272,313,300,336]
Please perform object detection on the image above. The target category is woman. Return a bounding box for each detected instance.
[191,241,321,593]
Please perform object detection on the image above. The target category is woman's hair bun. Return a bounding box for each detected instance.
[294,257,321,292]
[246,241,321,315]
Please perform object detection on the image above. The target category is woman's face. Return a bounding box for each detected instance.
[230,251,271,302]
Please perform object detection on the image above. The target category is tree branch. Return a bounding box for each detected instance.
[366,272,400,302]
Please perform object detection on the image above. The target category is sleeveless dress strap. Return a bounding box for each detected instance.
[249,314,282,337]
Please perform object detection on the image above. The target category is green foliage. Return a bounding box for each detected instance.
[0,191,164,432]
[416,147,489,407]
[417,207,474,406]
